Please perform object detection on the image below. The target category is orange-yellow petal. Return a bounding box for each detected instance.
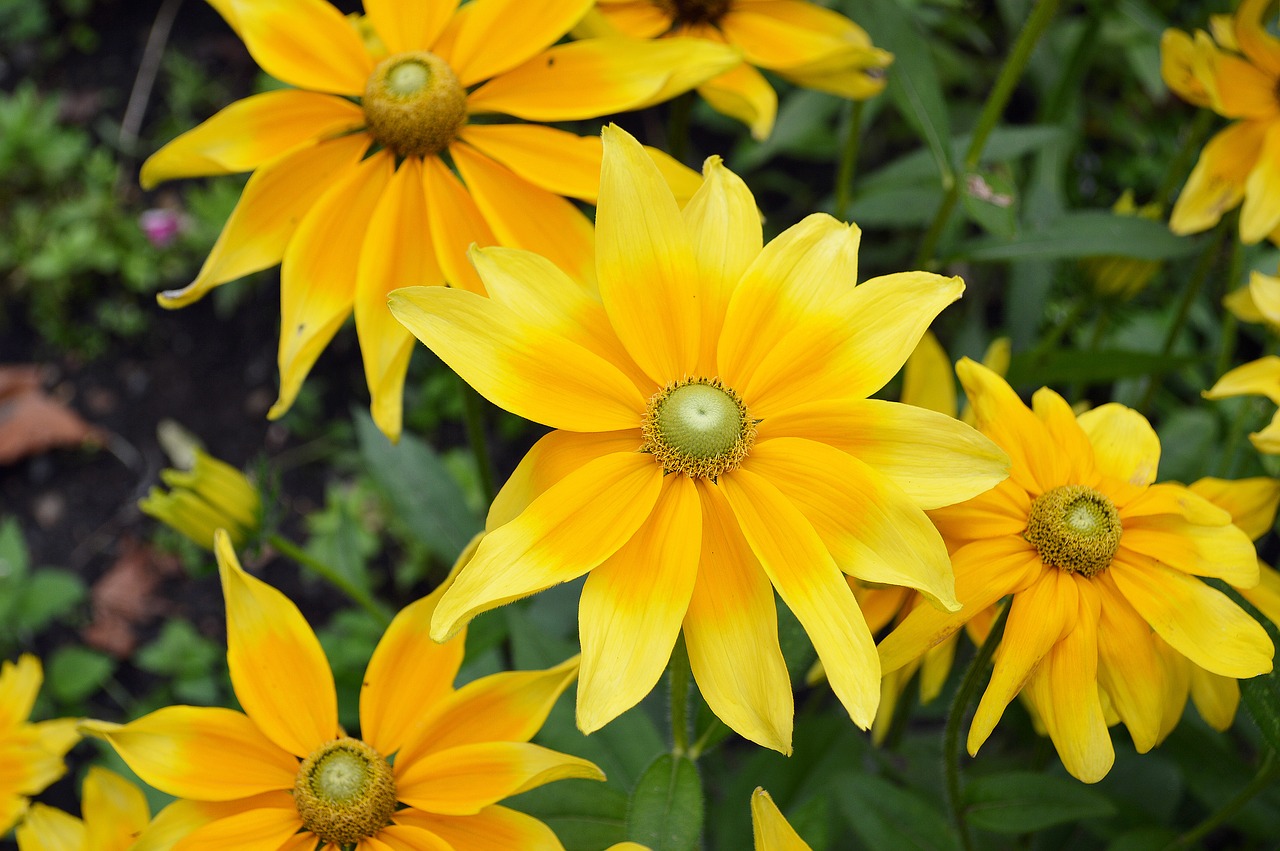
[1120,515,1258,586]
[1234,0,1280,77]
[1169,120,1268,235]
[1093,573,1168,752]
[226,0,373,94]
[360,824,453,851]
[436,0,592,86]
[1161,29,1213,107]
[170,804,302,851]
[1242,121,1280,243]
[1189,476,1280,540]
[363,0,455,54]
[1189,666,1240,730]
[698,59,777,141]
[902,331,957,416]
[0,654,41,727]
[393,805,565,851]
[421,155,494,294]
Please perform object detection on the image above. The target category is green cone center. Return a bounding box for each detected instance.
[642,378,756,479]
[363,51,467,158]
[658,0,732,25]
[294,737,396,844]
[1024,484,1122,578]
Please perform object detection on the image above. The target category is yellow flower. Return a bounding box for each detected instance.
[0,656,79,835]
[145,0,739,440]
[82,530,601,850]
[390,125,1009,753]
[139,447,262,550]
[581,0,891,139]
[1223,267,1280,330]
[878,360,1274,783]
[1082,191,1165,300]
[1203,355,1280,453]
[1162,0,1280,244]
[14,767,149,851]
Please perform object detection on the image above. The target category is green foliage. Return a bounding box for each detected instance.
[626,754,704,851]
[135,619,225,706]
[963,772,1116,834]
[0,518,86,654]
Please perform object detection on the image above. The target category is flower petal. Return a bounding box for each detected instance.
[760,398,1010,510]
[1189,666,1240,730]
[360,824,454,851]
[388,286,647,431]
[1075,403,1160,488]
[1241,562,1280,627]
[355,157,443,441]
[466,37,741,121]
[1121,515,1258,586]
[1169,120,1268,235]
[1161,28,1213,107]
[132,796,293,851]
[156,135,369,309]
[1031,387,1100,486]
[1242,121,1280,243]
[214,531,337,756]
[14,804,87,851]
[684,481,793,753]
[140,91,365,188]
[1235,0,1280,76]
[438,0,592,86]
[1118,482,1231,525]
[698,58,777,141]
[1204,355,1280,404]
[79,709,297,801]
[578,474,701,733]
[902,331,957,415]
[595,124,699,384]
[363,0,455,54]
[1093,573,1169,752]
[421,155,495,294]
[170,805,303,851]
[1110,554,1273,678]
[430,452,662,641]
[270,150,395,421]
[720,467,879,729]
[719,0,878,70]
[1195,474,1280,540]
[751,788,811,851]
[395,742,603,815]
[1203,46,1279,119]
[393,805,565,851]
[227,0,374,94]
[82,767,150,850]
[0,655,41,728]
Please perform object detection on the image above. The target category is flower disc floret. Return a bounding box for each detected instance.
[363,52,466,158]
[641,378,756,479]
[658,0,732,25]
[293,736,396,845]
[1024,484,1122,578]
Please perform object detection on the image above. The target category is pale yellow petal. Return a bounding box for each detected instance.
[1161,28,1212,107]
[14,804,86,851]
[697,60,777,141]
[0,655,41,728]
[1241,121,1280,243]
[902,331,957,416]
[1120,516,1258,587]
[82,766,150,851]
[751,788,812,851]
[1031,387,1101,486]
[1203,355,1280,404]
[1247,270,1280,326]
[1075,402,1160,488]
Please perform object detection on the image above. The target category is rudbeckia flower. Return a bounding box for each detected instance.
[1162,0,1280,244]
[878,361,1275,782]
[1081,191,1165,300]
[390,125,1009,753]
[581,0,891,139]
[83,530,601,850]
[0,656,79,835]
[1203,354,1280,453]
[14,767,149,851]
[145,0,739,440]
[139,447,262,550]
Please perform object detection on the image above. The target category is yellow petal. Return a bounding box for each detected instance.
[1093,574,1168,752]
[215,530,338,757]
[1161,29,1213,107]
[450,142,595,284]
[395,742,603,815]
[141,91,364,188]
[596,124,699,384]
[746,437,957,611]
[698,55,778,140]
[226,0,373,94]
[458,124,604,201]
[1110,554,1273,678]
[902,331,957,416]
[1189,476,1280,541]
[169,805,303,851]
[1169,120,1268,235]
[720,1,876,70]
[1247,269,1280,326]
[1242,121,1280,243]
[1190,665,1240,730]
[684,481,793,753]
[359,580,465,758]
[355,158,442,442]
[437,0,592,86]
[363,0,455,54]
[360,824,453,851]
[430,452,662,641]
[419,155,493,294]
[1204,355,1280,403]
[761,398,1009,510]
[751,788,812,851]
[14,804,86,851]
[1241,562,1280,628]
[1250,408,1280,452]
[79,709,297,800]
[82,767,150,851]
[1075,402,1160,488]
[388,286,647,431]
[578,474,701,733]
[1203,47,1278,119]
[587,2,670,37]
[720,468,879,729]
[132,797,286,851]
[1119,482,1233,526]
[270,151,395,421]
[0,655,41,728]
[393,805,565,851]
[1031,387,1101,486]
[466,37,741,121]
[1121,516,1259,586]
[1234,0,1280,77]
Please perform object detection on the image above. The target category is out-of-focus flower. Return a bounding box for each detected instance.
[879,360,1274,782]
[581,0,891,139]
[1082,191,1165,299]
[14,767,149,851]
[1203,355,1280,453]
[391,125,1008,753]
[139,207,190,249]
[1162,0,1280,244]
[83,531,599,850]
[0,656,79,835]
[145,0,737,440]
[139,447,261,550]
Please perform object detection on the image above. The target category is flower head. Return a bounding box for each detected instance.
[1163,0,1280,244]
[139,447,262,550]
[82,530,601,849]
[1082,191,1165,300]
[14,767,149,851]
[0,656,79,835]
[390,126,1008,752]
[879,361,1275,782]
[145,0,739,440]
[582,0,891,139]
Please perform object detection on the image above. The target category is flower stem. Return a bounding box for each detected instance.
[944,604,1011,851]
[267,533,392,627]
[1154,110,1217,209]
[834,99,865,221]
[1166,748,1277,849]
[914,0,1061,268]
[669,636,692,756]
[456,376,496,503]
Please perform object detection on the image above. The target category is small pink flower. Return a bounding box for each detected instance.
[139,207,187,248]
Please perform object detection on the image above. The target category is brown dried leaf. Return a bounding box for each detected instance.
[82,536,181,658]
[0,364,107,465]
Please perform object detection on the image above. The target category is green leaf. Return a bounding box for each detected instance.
[833,773,959,851]
[47,645,115,704]
[355,412,481,564]
[860,126,1062,194]
[964,771,1115,833]
[305,482,379,597]
[10,569,86,635]
[958,211,1200,262]
[1216,584,1280,755]
[627,754,704,851]
[1006,350,1198,386]
[508,780,628,851]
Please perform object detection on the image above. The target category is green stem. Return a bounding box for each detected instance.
[687,716,728,761]
[669,637,692,756]
[834,100,865,221]
[1166,749,1277,849]
[914,0,1061,268]
[267,534,392,627]
[667,91,696,165]
[457,377,496,503]
[944,604,1011,851]
[1029,296,1091,367]
[1154,110,1217,209]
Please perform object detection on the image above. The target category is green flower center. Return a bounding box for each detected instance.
[363,51,467,158]
[1023,484,1122,578]
[293,737,396,845]
[641,378,757,479]
[657,0,732,26]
